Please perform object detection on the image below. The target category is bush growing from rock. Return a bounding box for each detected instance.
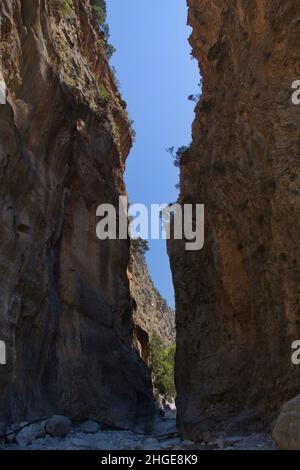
[131,238,149,256]
[91,0,107,25]
[50,0,73,17]
[150,334,176,399]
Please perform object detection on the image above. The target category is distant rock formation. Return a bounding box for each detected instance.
[129,247,175,364]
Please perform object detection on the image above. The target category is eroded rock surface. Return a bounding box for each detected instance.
[130,249,175,364]
[168,0,300,440]
[0,0,154,430]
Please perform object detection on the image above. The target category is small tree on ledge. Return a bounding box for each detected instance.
[131,237,149,256]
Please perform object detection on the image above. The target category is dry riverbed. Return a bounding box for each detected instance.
[0,413,277,451]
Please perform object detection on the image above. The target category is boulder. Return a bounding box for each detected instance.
[81,421,100,434]
[15,423,45,446]
[272,394,300,450]
[45,416,72,438]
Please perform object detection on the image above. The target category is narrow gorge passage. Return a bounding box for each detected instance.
[107,0,199,418]
[0,0,300,455]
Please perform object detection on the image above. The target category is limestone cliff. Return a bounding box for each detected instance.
[129,248,175,364]
[168,0,300,439]
[0,0,154,430]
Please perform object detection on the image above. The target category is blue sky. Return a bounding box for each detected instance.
[107,0,199,307]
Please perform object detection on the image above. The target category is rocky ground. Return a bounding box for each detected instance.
[0,410,277,451]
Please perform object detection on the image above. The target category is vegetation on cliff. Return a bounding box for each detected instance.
[150,334,176,400]
[130,241,175,399]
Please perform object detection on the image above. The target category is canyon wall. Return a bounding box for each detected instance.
[169,0,300,439]
[0,0,154,430]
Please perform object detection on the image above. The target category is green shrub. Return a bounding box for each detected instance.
[120,98,127,109]
[131,237,149,256]
[105,43,116,60]
[129,119,136,142]
[91,0,107,25]
[101,22,110,40]
[91,2,116,61]
[92,5,106,24]
[98,39,116,61]
[51,0,73,17]
[150,334,176,399]
[166,145,189,168]
[98,84,110,105]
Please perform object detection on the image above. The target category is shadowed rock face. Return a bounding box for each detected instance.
[0,0,154,430]
[168,0,300,439]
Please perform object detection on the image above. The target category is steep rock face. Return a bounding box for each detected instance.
[169,0,300,439]
[0,0,154,430]
[129,249,175,364]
